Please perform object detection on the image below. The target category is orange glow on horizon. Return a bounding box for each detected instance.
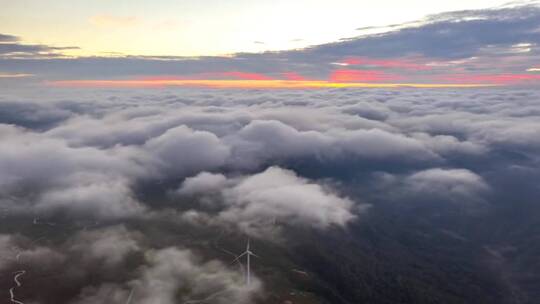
[71,69,540,89]
[47,79,498,89]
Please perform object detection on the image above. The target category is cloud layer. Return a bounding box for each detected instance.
[1,86,539,303]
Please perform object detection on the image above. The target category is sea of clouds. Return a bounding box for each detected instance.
[1,87,539,303]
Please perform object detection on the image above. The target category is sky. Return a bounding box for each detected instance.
[0,0,540,87]
[0,0,520,56]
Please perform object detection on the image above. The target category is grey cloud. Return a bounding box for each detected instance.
[0,100,73,130]
[0,33,79,58]
[404,168,490,198]
[294,4,540,61]
[229,119,335,165]
[144,125,231,176]
[341,102,390,121]
[335,128,437,159]
[0,121,233,218]
[45,103,389,148]
[0,125,147,218]
[0,55,291,80]
[0,43,52,55]
[0,125,143,186]
[228,119,438,168]
[411,132,488,156]
[0,34,18,42]
[45,107,249,147]
[392,110,540,153]
[371,168,490,205]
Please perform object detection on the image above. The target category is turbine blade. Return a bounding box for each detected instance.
[230,252,247,265]
[250,252,261,259]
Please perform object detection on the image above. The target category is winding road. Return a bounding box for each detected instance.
[126,287,134,304]
[9,270,26,304]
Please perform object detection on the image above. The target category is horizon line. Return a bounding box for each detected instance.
[47,79,500,89]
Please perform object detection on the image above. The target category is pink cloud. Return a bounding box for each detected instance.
[137,75,189,81]
[219,71,274,80]
[329,69,400,82]
[439,73,540,84]
[281,72,308,81]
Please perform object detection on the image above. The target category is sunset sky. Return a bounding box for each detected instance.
[1,0,539,87]
[0,0,516,56]
[3,3,540,303]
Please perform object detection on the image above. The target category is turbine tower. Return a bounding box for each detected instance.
[232,238,259,285]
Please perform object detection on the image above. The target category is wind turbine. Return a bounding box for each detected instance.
[231,238,259,285]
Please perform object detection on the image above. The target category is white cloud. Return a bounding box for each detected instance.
[372,168,491,204]
[404,168,490,197]
[176,167,362,238]
[68,226,141,267]
[37,179,144,218]
[220,167,357,233]
[177,172,228,195]
[131,247,260,304]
